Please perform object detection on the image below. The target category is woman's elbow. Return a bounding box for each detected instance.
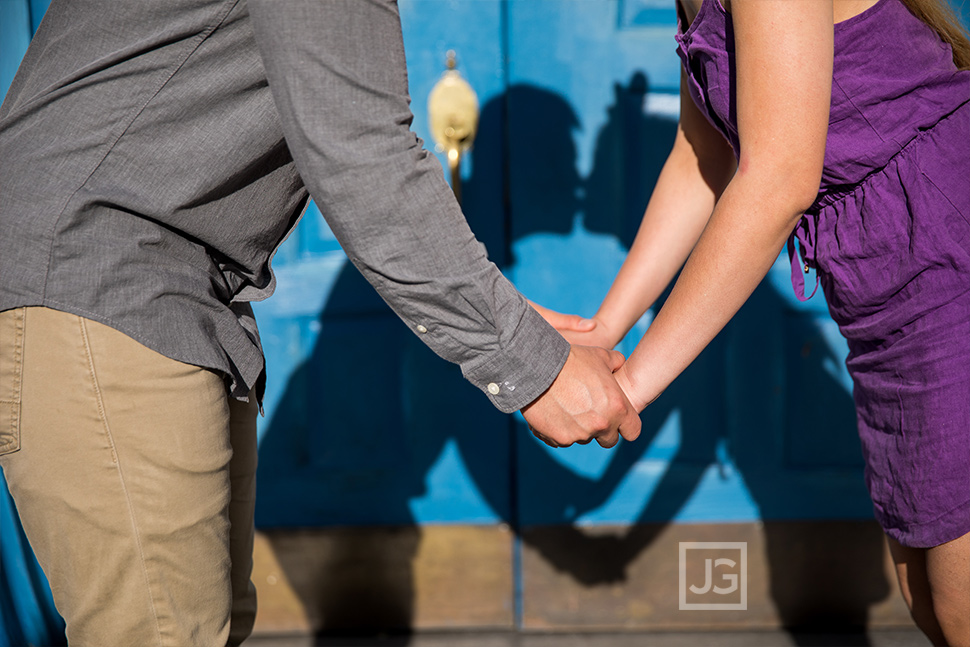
[737,154,823,217]
[787,174,823,215]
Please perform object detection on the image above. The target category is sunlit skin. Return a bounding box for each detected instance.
[532,1,969,644]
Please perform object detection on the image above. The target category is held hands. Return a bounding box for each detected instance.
[521,345,641,449]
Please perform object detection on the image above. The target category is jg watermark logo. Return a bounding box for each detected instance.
[679,542,747,610]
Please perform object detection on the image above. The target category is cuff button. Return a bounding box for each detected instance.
[487,382,500,395]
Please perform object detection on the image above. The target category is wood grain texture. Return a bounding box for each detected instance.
[520,521,913,630]
[251,521,914,636]
[252,525,514,635]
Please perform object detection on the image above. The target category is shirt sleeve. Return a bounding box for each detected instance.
[247,0,569,413]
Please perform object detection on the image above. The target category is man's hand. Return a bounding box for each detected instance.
[521,345,641,449]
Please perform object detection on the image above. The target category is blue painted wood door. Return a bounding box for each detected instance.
[9,0,968,640]
[252,0,878,536]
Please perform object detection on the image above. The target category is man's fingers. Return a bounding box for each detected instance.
[605,348,626,373]
[618,408,642,442]
[533,431,557,447]
[522,344,643,450]
[617,376,643,442]
[528,423,563,448]
[594,428,620,449]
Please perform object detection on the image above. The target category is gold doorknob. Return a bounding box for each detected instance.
[428,51,479,203]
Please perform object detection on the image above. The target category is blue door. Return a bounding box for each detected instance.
[250,0,879,631]
[5,0,967,640]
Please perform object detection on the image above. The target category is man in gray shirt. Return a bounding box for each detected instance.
[0,0,641,644]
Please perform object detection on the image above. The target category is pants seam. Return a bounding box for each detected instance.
[4,309,25,446]
[78,316,165,647]
[13,308,24,439]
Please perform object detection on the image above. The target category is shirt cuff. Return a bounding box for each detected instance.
[458,304,570,414]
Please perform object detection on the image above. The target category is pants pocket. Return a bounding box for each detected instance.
[0,308,25,456]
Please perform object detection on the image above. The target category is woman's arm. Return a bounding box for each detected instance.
[534,72,736,349]
[590,70,738,348]
[615,0,833,410]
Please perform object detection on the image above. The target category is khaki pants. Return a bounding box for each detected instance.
[0,307,258,646]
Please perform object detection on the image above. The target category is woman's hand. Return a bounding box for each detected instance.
[528,300,618,349]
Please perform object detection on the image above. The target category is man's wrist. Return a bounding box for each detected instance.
[460,306,570,414]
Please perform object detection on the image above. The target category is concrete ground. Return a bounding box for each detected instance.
[245,628,930,647]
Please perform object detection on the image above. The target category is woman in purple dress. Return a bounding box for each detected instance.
[535,0,969,643]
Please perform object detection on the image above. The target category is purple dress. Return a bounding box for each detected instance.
[676,0,970,547]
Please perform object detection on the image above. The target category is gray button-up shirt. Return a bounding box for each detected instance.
[0,0,569,413]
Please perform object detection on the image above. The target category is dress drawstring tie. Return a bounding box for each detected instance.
[787,214,820,302]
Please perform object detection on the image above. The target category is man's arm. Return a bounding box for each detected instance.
[248,0,640,445]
